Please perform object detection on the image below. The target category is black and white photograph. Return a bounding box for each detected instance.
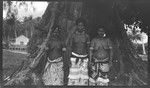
[2,0,149,87]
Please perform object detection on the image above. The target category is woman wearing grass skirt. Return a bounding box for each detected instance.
[68,18,90,85]
[42,26,66,85]
[89,26,113,86]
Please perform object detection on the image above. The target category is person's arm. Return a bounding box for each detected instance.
[69,33,74,51]
[67,33,74,66]
[107,39,113,67]
[89,39,95,65]
[86,34,91,53]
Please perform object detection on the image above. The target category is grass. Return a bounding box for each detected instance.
[2,50,27,79]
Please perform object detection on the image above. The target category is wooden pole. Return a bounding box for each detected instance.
[29,2,58,69]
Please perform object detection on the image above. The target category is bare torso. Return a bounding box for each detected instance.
[72,32,89,55]
[48,40,63,60]
[92,38,111,61]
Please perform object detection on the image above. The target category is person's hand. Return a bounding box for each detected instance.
[62,47,67,51]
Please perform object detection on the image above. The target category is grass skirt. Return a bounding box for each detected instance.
[68,52,89,85]
[42,57,63,85]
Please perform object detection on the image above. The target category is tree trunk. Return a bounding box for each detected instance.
[112,2,147,85]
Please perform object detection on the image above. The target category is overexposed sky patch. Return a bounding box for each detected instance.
[3,1,48,21]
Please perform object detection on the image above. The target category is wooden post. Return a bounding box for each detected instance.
[29,2,58,69]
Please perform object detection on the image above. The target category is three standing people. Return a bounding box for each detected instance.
[67,18,90,85]
[42,26,66,85]
[42,18,113,86]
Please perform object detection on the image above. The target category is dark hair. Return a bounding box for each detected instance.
[97,25,105,29]
[51,25,65,41]
[96,25,105,32]
[51,25,62,38]
[76,18,86,25]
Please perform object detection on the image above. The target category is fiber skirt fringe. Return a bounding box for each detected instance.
[42,57,63,85]
[68,52,89,85]
[89,59,110,86]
